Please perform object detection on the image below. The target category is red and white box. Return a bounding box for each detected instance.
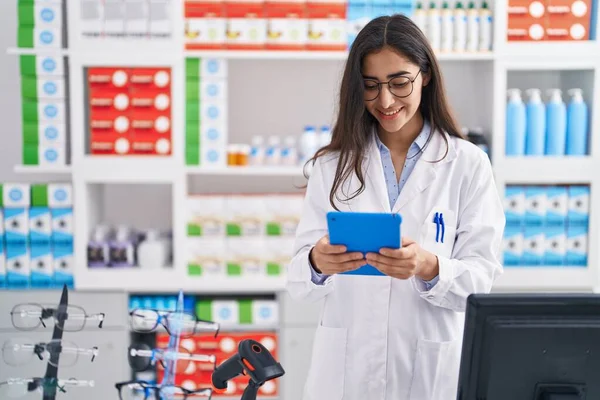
[225,0,267,49]
[129,88,172,112]
[306,0,347,50]
[89,88,131,112]
[265,0,308,50]
[185,0,227,49]
[129,68,171,90]
[507,0,548,41]
[87,68,131,89]
[546,0,592,40]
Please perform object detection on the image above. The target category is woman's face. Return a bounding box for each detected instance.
[362,47,428,134]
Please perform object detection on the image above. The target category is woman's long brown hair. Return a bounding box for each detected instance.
[306,14,464,210]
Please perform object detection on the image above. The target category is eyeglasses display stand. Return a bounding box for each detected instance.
[0,284,101,399]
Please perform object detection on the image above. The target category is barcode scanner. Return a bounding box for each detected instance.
[211,339,285,400]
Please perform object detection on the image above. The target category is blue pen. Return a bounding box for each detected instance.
[433,212,440,242]
[439,213,445,243]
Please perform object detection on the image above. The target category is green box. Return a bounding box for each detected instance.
[186,78,200,102]
[196,300,212,320]
[187,223,202,236]
[18,3,35,26]
[21,76,38,100]
[186,58,200,78]
[266,223,281,236]
[18,27,34,48]
[238,300,253,324]
[23,122,40,145]
[20,55,37,77]
[267,263,282,276]
[22,100,39,123]
[188,263,202,276]
[226,224,241,236]
[227,263,242,276]
[23,145,39,165]
[0,185,4,208]
[31,184,48,207]
[186,102,200,122]
[186,149,200,166]
[186,121,200,145]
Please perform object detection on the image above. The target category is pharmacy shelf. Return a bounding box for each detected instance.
[493,267,594,292]
[495,157,596,184]
[6,47,69,56]
[76,269,287,293]
[498,41,600,61]
[13,165,72,174]
[186,166,306,177]
[184,49,495,61]
[140,323,279,333]
[77,157,180,183]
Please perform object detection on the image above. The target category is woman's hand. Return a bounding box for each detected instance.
[366,237,439,280]
[310,235,366,275]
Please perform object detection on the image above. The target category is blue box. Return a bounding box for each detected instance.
[522,225,545,266]
[543,225,566,266]
[347,5,372,48]
[504,186,525,226]
[502,225,523,266]
[51,207,73,244]
[52,241,73,286]
[4,208,29,244]
[0,236,5,288]
[29,207,52,244]
[545,186,568,226]
[567,186,590,226]
[371,4,395,17]
[30,242,53,288]
[566,225,588,266]
[6,243,30,288]
[525,186,546,226]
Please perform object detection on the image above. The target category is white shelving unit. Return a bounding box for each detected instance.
[7,1,600,295]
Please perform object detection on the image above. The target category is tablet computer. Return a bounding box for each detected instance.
[326,211,402,276]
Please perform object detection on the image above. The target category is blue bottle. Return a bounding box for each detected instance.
[505,89,526,156]
[545,89,567,155]
[566,88,589,156]
[525,88,546,156]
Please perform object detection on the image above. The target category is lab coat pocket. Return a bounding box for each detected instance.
[304,325,348,400]
[420,209,457,259]
[409,338,461,400]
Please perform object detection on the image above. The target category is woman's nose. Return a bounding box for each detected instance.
[378,85,395,109]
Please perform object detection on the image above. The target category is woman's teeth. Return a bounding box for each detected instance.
[380,109,400,116]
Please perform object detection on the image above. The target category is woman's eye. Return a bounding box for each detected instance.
[392,82,408,88]
[364,83,378,90]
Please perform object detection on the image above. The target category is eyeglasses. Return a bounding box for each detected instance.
[0,378,94,398]
[115,380,213,400]
[129,309,220,338]
[2,338,98,368]
[363,70,422,101]
[10,303,105,332]
[128,342,216,373]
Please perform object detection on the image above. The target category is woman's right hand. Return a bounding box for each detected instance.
[309,235,366,275]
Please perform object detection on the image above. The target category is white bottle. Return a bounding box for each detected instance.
[427,2,441,52]
[137,230,169,269]
[281,136,299,166]
[466,1,480,52]
[300,126,318,163]
[479,1,492,51]
[319,125,332,147]
[413,2,427,34]
[249,136,265,165]
[454,1,467,52]
[441,2,454,52]
[265,136,281,165]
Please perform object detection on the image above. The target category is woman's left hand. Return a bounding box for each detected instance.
[366,237,439,280]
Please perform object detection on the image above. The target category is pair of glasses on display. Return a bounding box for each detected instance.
[129,309,220,338]
[0,377,94,398]
[10,303,105,331]
[2,338,98,368]
[128,342,216,373]
[115,380,213,400]
[363,70,423,101]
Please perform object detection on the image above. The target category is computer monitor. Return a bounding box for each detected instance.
[456,293,600,400]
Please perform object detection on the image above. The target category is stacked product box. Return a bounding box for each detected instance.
[186,193,302,278]
[507,0,593,41]
[183,0,348,50]
[156,331,279,397]
[18,0,65,49]
[185,58,228,166]
[502,185,589,267]
[87,67,172,156]
[196,298,279,327]
[20,55,69,166]
[0,183,74,288]
[347,0,414,47]
[79,0,172,39]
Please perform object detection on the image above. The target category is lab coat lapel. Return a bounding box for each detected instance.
[365,135,392,213]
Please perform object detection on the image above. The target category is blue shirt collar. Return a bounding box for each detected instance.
[374,120,431,157]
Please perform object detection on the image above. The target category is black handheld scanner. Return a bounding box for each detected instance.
[211,339,285,400]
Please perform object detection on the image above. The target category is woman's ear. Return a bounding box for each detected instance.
[422,71,431,87]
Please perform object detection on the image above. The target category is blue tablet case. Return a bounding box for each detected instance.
[326,211,402,276]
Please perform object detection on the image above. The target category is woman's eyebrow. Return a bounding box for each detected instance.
[362,70,411,80]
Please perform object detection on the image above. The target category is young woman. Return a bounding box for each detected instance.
[286,14,505,400]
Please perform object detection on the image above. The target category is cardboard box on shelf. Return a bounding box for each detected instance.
[185,0,227,49]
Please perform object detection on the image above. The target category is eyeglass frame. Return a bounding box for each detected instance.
[129,308,220,338]
[363,70,422,101]
[114,380,213,400]
[2,338,99,367]
[128,342,217,372]
[0,377,95,396]
[10,303,105,331]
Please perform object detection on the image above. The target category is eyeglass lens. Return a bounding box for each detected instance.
[363,76,414,101]
[2,338,79,367]
[11,304,88,332]
[130,309,197,337]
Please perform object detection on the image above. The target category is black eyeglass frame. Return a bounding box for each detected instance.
[128,308,221,338]
[9,303,105,331]
[114,380,213,400]
[363,70,422,101]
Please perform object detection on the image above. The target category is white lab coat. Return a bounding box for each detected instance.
[286,130,505,400]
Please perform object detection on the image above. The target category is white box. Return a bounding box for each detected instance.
[48,184,73,208]
[525,186,546,226]
[504,186,526,226]
[30,242,54,285]
[543,226,566,266]
[201,58,228,78]
[566,225,588,266]
[36,55,65,77]
[225,19,267,47]
[6,244,30,286]
[187,238,226,277]
[34,28,63,48]
[53,242,74,283]
[264,194,304,236]
[267,18,308,48]
[201,79,227,101]
[3,184,31,208]
[545,186,568,225]
[201,122,227,149]
[568,186,590,226]
[185,18,226,48]
[29,207,52,243]
[226,196,266,237]
[212,300,239,325]
[148,0,171,36]
[201,99,227,125]
[187,196,226,237]
[36,122,67,146]
[226,238,265,276]
[37,100,67,122]
[4,209,29,244]
[307,19,346,49]
[34,4,63,28]
[51,207,73,243]
[252,300,279,325]
[103,0,126,36]
[124,0,149,35]
[36,77,66,100]
[502,225,523,266]
[522,225,545,266]
[80,0,103,36]
[39,144,66,166]
[201,146,227,168]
